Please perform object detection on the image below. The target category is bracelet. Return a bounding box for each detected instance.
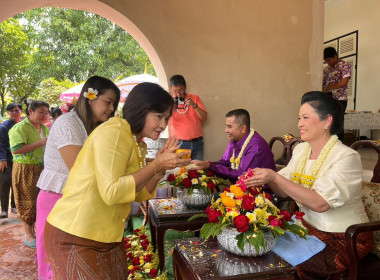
[149,162,158,176]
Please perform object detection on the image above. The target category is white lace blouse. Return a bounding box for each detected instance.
[37,111,88,194]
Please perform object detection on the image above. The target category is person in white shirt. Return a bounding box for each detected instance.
[247,91,373,279]
[35,75,120,280]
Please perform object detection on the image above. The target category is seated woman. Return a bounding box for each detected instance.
[44,82,191,278]
[247,91,373,279]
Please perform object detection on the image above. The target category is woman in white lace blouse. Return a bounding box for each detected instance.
[35,76,120,280]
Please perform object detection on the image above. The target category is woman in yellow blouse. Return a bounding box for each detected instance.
[44,82,190,279]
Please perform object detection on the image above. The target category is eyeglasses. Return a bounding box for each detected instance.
[8,110,21,114]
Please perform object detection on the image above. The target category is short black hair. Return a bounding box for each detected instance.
[169,75,186,88]
[24,99,49,116]
[123,82,174,134]
[226,109,250,129]
[51,107,63,118]
[6,103,22,111]
[324,47,338,60]
[301,91,343,135]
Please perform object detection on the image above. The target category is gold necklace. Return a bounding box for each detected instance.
[230,129,255,170]
[291,135,338,189]
[133,135,146,169]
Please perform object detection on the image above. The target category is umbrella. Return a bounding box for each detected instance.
[116,74,158,103]
[59,83,84,102]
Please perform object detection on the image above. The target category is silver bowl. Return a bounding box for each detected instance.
[176,188,212,210]
[217,227,276,257]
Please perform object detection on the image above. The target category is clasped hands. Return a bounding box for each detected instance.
[153,137,191,172]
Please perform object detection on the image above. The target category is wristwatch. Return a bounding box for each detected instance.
[193,104,198,109]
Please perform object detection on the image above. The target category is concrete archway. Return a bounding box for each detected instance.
[0,0,167,86]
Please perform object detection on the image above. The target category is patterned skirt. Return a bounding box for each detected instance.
[297,219,374,280]
[12,162,43,225]
[44,222,129,280]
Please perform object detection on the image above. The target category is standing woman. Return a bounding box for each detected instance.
[45,82,190,278]
[247,91,373,279]
[36,76,120,280]
[9,100,50,248]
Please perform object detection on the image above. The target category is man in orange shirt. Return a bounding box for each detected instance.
[169,75,207,160]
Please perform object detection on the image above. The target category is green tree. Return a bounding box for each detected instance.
[17,8,155,82]
[37,78,76,106]
[0,18,39,116]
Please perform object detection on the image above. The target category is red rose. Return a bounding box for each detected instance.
[224,186,230,193]
[141,239,150,250]
[132,265,139,272]
[205,205,212,214]
[127,252,133,260]
[246,168,254,178]
[279,210,292,221]
[295,211,305,220]
[247,187,261,196]
[133,229,141,235]
[125,242,131,249]
[139,234,148,240]
[207,181,216,192]
[242,195,255,211]
[264,192,273,201]
[167,174,176,182]
[188,170,199,179]
[144,254,153,262]
[150,269,158,278]
[268,215,277,223]
[182,178,192,188]
[208,209,222,223]
[132,256,140,265]
[206,170,215,177]
[233,214,250,232]
[269,217,285,229]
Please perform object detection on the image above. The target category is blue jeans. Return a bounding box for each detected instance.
[180,140,204,160]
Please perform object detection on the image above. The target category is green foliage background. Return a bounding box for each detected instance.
[0,7,155,116]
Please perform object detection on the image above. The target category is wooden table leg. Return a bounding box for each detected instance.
[156,226,167,272]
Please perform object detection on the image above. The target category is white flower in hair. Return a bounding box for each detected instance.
[83,88,98,100]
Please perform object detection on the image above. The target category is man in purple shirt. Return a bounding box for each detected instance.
[192,109,276,183]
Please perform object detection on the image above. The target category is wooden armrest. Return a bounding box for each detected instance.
[345,221,380,280]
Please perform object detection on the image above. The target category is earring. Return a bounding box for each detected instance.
[325,127,328,130]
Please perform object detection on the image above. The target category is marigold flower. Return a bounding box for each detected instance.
[221,195,236,208]
[230,185,244,198]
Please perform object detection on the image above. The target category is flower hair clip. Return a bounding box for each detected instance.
[83,88,98,100]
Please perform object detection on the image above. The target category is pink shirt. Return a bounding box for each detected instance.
[169,93,206,140]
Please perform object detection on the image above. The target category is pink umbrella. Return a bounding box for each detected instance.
[59,83,84,102]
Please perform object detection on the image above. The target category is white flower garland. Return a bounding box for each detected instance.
[230,128,255,170]
[133,135,147,169]
[291,135,338,189]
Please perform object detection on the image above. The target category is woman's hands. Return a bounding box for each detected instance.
[245,168,278,188]
[190,160,210,170]
[153,137,191,172]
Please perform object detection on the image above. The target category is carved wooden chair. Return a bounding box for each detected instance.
[269,134,303,170]
[340,140,380,280]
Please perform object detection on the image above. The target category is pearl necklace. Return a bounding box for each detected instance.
[133,135,146,169]
[291,135,338,189]
[230,128,255,170]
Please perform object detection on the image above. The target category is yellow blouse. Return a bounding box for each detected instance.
[47,117,155,243]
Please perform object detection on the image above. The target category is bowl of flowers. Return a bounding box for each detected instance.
[189,169,307,256]
[124,226,167,279]
[160,167,230,209]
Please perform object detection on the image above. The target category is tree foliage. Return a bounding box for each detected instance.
[0,8,155,114]
[17,8,155,82]
[37,78,76,107]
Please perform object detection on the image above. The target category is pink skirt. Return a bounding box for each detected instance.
[36,190,62,280]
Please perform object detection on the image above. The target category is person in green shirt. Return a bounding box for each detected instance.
[9,99,49,248]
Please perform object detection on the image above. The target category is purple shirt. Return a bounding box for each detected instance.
[322,60,351,101]
[209,131,276,183]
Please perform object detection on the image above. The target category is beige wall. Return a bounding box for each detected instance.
[0,0,325,160]
[325,0,380,113]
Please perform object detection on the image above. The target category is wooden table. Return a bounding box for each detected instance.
[345,112,380,139]
[173,238,297,280]
[148,198,208,271]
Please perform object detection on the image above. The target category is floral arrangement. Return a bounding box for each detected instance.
[189,168,308,253]
[161,167,230,195]
[124,226,167,279]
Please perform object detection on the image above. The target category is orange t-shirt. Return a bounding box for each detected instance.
[169,93,206,140]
